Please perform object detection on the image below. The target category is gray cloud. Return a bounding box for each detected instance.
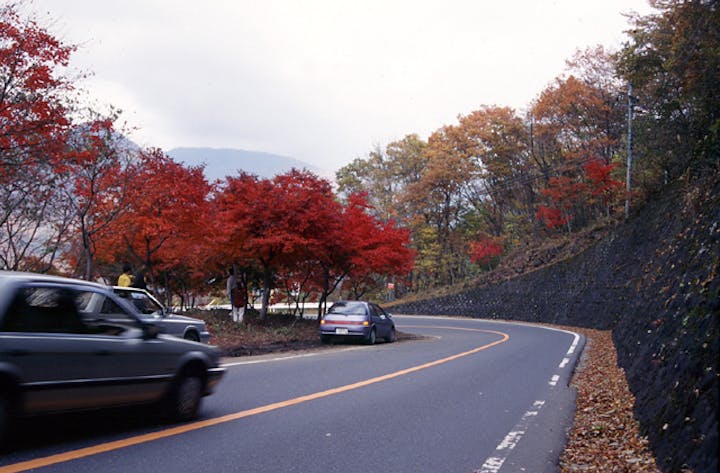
[32,0,654,173]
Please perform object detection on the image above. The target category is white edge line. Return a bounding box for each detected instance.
[476,400,546,473]
[394,315,582,363]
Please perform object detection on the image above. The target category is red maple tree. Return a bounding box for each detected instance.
[94,149,211,300]
[0,3,76,271]
[214,169,338,318]
[583,158,624,207]
[469,234,504,267]
[58,118,136,279]
[341,193,414,300]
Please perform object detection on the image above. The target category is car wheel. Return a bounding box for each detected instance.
[320,335,331,344]
[386,327,397,343]
[0,386,17,446]
[0,396,8,442]
[184,331,200,342]
[166,370,203,421]
[366,328,376,345]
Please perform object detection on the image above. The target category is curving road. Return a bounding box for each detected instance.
[0,316,584,473]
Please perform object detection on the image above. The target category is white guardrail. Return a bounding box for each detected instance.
[200,302,322,319]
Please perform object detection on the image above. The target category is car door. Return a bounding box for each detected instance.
[0,282,177,414]
[0,283,114,413]
[87,290,179,401]
[125,291,180,337]
[369,303,391,339]
[376,304,394,339]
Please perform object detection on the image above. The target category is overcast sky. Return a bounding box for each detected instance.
[31,0,654,173]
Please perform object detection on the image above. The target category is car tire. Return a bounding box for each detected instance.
[366,328,376,345]
[0,386,17,446]
[166,369,203,422]
[0,395,8,443]
[320,335,331,344]
[386,327,397,343]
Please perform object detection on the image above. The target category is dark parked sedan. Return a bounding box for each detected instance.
[0,271,225,440]
[320,301,396,344]
[112,286,211,343]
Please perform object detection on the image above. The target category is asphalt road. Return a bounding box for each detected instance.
[0,315,584,473]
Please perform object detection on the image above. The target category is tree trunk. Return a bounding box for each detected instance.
[317,268,330,320]
[260,266,272,319]
[82,228,93,281]
[163,271,172,308]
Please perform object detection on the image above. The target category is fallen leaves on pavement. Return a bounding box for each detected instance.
[560,328,662,472]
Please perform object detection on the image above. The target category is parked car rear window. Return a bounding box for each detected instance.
[326,302,367,315]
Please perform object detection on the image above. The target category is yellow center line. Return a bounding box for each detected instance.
[0,327,509,473]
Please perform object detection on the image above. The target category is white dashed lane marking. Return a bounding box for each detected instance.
[475,400,546,473]
[476,326,582,472]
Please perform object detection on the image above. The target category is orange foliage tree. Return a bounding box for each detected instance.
[457,106,533,237]
[530,48,626,232]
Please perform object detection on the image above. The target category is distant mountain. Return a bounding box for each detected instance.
[167,147,324,181]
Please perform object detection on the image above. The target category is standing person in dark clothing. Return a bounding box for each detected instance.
[227,267,246,323]
[132,269,147,290]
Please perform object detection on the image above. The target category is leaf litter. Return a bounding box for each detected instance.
[559,328,663,473]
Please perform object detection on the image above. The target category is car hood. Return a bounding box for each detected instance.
[139,313,205,325]
[157,334,220,359]
[164,314,204,323]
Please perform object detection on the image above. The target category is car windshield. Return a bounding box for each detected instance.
[114,289,164,316]
[327,302,366,316]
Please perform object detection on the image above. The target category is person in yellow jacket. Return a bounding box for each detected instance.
[117,264,133,287]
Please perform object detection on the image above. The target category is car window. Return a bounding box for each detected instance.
[327,302,367,316]
[99,296,124,315]
[96,295,136,321]
[114,289,164,316]
[1,286,85,334]
[73,289,138,334]
[130,292,163,315]
[374,304,388,317]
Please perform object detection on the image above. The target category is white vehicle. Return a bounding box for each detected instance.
[112,286,211,343]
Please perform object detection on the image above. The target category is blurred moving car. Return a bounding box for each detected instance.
[0,271,225,440]
[320,300,396,344]
[112,286,210,343]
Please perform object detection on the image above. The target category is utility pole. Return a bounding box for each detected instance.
[625,82,634,219]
